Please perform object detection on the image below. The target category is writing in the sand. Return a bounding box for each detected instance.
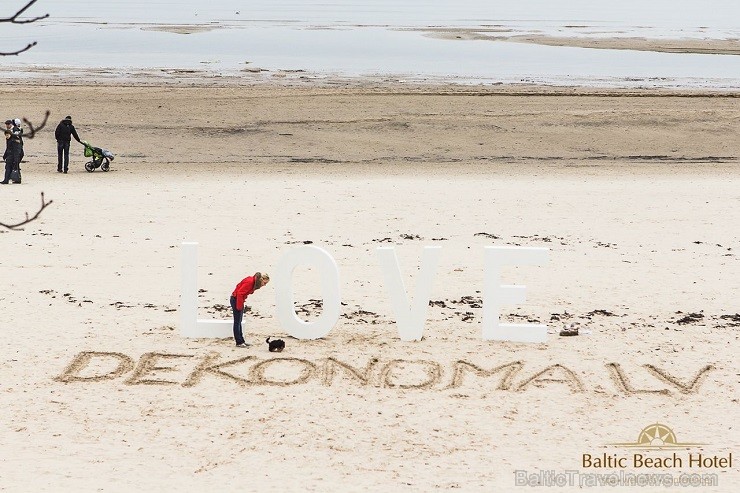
[182,243,549,343]
[55,351,714,395]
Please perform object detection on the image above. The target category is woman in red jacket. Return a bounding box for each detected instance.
[230,272,270,347]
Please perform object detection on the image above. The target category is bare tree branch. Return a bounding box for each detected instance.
[0,0,48,24]
[21,110,50,138]
[0,192,53,231]
[0,4,53,232]
[0,41,36,56]
[0,0,48,56]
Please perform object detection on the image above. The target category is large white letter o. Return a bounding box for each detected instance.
[274,245,340,340]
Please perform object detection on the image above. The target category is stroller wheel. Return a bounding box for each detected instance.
[101,161,110,172]
[84,161,95,172]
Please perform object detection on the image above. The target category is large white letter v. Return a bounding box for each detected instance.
[376,246,442,341]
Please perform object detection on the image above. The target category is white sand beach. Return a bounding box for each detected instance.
[0,83,738,491]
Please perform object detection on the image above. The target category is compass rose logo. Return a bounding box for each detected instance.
[612,423,704,449]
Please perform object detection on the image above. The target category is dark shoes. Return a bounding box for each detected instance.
[0,181,7,184]
[235,342,250,348]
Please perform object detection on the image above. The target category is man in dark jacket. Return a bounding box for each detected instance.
[54,115,82,173]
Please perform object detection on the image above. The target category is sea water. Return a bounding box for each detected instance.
[1,0,738,88]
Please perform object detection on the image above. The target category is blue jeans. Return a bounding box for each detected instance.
[230,296,245,345]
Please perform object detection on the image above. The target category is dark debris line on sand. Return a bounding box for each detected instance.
[35,289,739,329]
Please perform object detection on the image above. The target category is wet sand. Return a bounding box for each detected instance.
[422,29,740,55]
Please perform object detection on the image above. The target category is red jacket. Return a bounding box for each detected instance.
[231,276,256,311]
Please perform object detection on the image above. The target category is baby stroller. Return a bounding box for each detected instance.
[82,141,114,172]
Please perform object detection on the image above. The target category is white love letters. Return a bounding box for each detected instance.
[181,242,549,343]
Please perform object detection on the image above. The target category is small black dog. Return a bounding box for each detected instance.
[266,337,285,352]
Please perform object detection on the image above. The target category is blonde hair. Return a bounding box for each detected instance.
[254,272,269,288]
